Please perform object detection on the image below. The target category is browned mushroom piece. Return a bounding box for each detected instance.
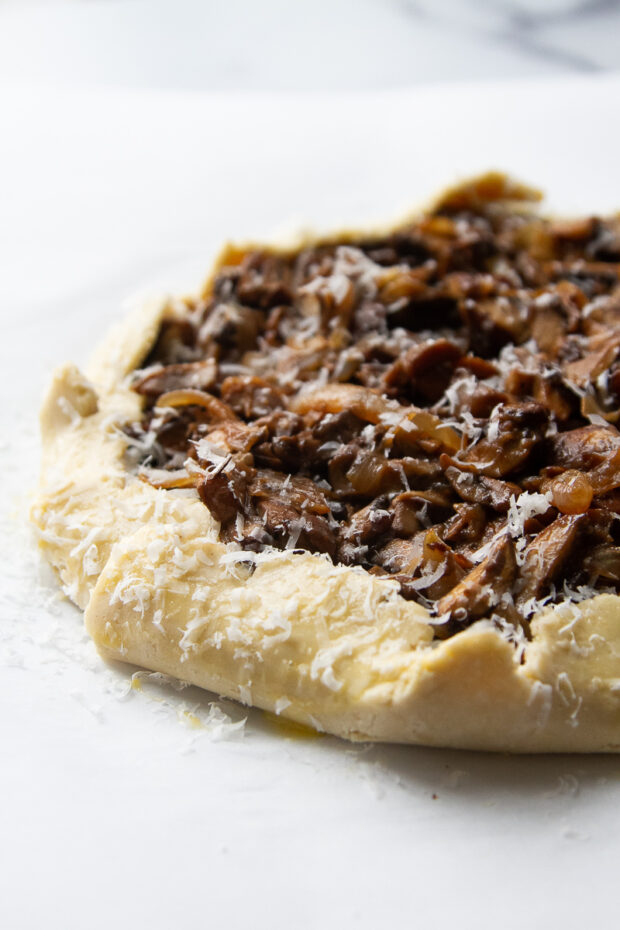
[249,469,332,515]
[220,375,287,419]
[198,302,264,354]
[389,494,422,537]
[589,449,620,496]
[441,503,487,547]
[145,316,198,365]
[548,425,620,471]
[457,402,549,478]
[586,218,620,262]
[337,502,392,565]
[463,297,532,354]
[503,366,575,423]
[388,489,451,536]
[530,305,570,355]
[340,500,392,546]
[398,554,467,604]
[381,527,467,603]
[373,533,424,576]
[204,420,268,455]
[435,536,517,626]
[517,513,588,605]
[345,449,407,497]
[383,338,462,403]
[197,461,252,527]
[255,500,336,557]
[562,335,620,392]
[442,458,521,512]
[133,359,217,397]
[234,252,294,309]
[581,292,620,336]
[585,545,620,583]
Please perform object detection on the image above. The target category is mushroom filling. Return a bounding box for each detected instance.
[126,175,620,639]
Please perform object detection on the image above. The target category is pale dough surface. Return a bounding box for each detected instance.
[32,250,620,752]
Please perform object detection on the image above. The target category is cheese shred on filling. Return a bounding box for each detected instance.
[124,174,620,641]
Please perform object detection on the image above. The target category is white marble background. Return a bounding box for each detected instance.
[1,0,619,91]
[2,8,620,930]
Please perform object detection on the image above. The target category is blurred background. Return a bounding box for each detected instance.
[1,0,619,91]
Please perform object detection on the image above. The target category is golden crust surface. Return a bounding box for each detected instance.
[32,210,620,752]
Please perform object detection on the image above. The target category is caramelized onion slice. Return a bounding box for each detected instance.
[139,468,197,490]
[549,470,593,515]
[156,389,237,422]
[402,410,462,454]
[291,384,461,452]
[291,383,389,422]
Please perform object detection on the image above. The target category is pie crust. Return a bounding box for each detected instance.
[32,179,620,751]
